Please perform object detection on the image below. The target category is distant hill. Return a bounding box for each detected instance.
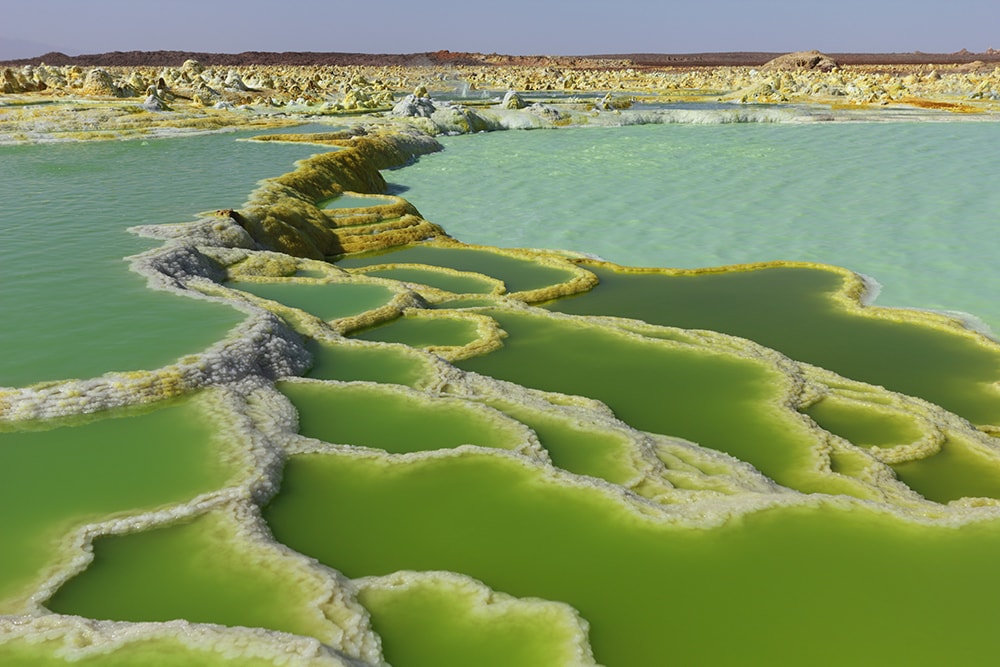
[605,50,1000,67]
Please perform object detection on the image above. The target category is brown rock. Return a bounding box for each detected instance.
[762,50,838,72]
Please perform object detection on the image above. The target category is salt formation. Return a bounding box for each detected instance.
[761,50,839,71]
[1,51,998,113]
[390,93,436,117]
[501,89,526,108]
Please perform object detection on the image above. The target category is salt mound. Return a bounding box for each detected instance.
[81,68,134,97]
[762,50,839,71]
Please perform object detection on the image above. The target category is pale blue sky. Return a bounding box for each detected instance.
[1,0,996,60]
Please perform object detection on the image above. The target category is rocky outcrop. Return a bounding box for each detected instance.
[81,68,135,97]
[236,130,445,258]
[0,66,49,93]
[142,85,170,111]
[1,68,24,93]
[762,50,839,72]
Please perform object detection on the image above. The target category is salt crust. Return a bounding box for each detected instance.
[6,119,1000,664]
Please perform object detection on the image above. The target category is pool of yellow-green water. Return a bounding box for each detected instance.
[279,380,525,453]
[264,449,1000,667]
[336,245,576,294]
[229,280,396,321]
[354,314,481,348]
[358,578,583,667]
[45,510,328,640]
[0,397,237,608]
[548,265,1000,426]
[803,399,1000,502]
[890,439,1000,503]
[454,309,824,492]
[361,266,498,294]
[304,340,430,387]
[804,397,925,448]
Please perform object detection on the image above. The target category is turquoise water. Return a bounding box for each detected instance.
[0,131,322,386]
[391,122,1000,333]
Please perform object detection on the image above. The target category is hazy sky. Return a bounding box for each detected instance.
[1,0,996,60]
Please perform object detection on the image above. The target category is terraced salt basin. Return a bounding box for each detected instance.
[9,116,1000,667]
[264,448,1000,667]
[304,339,432,386]
[0,395,240,612]
[356,574,589,667]
[359,266,500,295]
[45,508,337,640]
[0,637,285,667]
[455,308,833,493]
[485,399,639,486]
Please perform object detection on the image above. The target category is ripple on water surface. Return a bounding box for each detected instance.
[393,122,1000,332]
